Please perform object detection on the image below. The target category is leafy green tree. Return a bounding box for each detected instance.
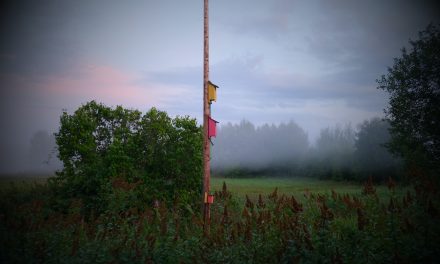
[377,24,440,170]
[134,108,203,203]
[52,101,202,214]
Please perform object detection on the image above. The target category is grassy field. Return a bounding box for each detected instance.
[0,174,397,199]
[0,174,404,207]
[211,176,398,201]
[0,174,51,190]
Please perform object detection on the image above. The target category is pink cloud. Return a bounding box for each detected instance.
[1,60,201,142]
[42,62,185,110]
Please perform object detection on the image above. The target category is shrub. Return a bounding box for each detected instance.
[51,101,202,214]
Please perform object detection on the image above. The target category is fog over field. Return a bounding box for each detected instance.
[1,116,401,180]
[210,118,401,180]
[212,120,310,170]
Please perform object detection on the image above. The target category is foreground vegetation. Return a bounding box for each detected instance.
[1,173,439,263]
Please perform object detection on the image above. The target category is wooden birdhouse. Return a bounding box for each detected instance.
[208,81,218,103]
[208,116,218,138]
[207,194,214,204]
[204,192,215,204]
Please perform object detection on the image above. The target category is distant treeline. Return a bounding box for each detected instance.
[212,118,402,181]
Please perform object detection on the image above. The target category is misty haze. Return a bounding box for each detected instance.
[211,118,401,181]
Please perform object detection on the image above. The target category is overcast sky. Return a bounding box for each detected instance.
[1,0,439,173]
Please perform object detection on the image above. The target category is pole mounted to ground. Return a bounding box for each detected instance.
[203,0,211,235]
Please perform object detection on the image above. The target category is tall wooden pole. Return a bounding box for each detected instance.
[202,0,210,232]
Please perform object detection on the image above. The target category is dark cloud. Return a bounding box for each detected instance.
[0,0,82,76]
[214,0,439,75]
[212,0,296,41]
[149,54,385,111]
[305,1,440,68]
